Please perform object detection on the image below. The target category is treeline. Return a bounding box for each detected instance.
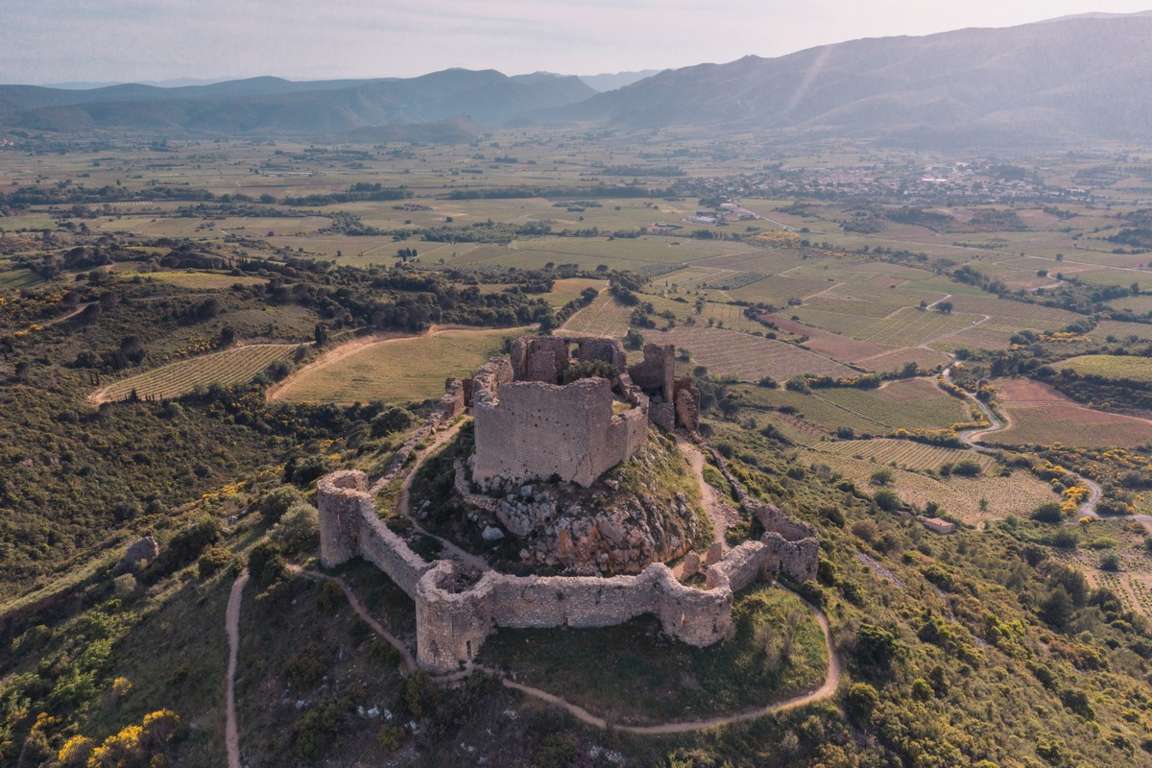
[444,185,680,200]
[281,183,412,207]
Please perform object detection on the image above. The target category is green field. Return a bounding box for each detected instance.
[92,343,300,402]
[1058,354,1152,382]
[0,268,43,290]
[271,327,524,404]
[136,271,269,290]
[736,378,974,434]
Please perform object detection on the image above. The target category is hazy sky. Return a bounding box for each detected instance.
[3,0,1151,84]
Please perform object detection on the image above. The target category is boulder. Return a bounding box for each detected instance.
[120,535,159,572]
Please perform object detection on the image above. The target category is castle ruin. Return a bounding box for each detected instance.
[468,335,698,489]
[314,333,818,675]
[318,469,818,674]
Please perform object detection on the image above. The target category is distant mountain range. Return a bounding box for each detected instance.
[556,13,1152,147]
[577,70,662,92]
[4,13,1152,147]
[0,70,594,138]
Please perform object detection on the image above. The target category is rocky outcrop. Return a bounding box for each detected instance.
[120,536,159,572]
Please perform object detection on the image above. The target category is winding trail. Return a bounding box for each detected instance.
[386,417,491,573]
[942,366,1103,518]
[678,440,728,551]
[224,570,249,768]
[293,567,417,672]
[479,604,840,735]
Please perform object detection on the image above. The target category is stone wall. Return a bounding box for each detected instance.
[472,376,645,488]
[318,471,432,597]
[318,466,820,675]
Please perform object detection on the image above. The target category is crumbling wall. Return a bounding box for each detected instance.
[318,467,819,675]
[628,343,675,401]
[438,378,466,420]
[472,377,645,489]
[317,470,433,597]
[415,560,734,673]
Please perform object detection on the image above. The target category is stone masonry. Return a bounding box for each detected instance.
[318,468,819,675]
[471,336,648,489]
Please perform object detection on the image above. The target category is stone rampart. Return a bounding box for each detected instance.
[317,470,433,597]
[318,466,820,674]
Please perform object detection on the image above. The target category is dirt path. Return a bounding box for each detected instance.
[224,571,249,768]
[386,417,491,573]
[17,302,93,335]
[294,568,417,672]
[325,567,841,735]
[942,366,1103,518]
[479,602,840,735]
[678,439,728,551]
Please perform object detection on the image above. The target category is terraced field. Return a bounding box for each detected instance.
[1057,354,1152,382]
[817,439,998,472]
[91,343,301,403]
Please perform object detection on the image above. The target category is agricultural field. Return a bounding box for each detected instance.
[0,268,42,290]
[817,438,998,473]
[269,326,524,404]
[736,378,975,434]
[649,326,856,381]
[559,290,633,337]
[1056,354,1152,382]
[90,343,301,402]
[129,270,269,290]
[1051,533,1152,621]
[541,277,607,307]
[801,448,1059,526]
[986,377,1152,449]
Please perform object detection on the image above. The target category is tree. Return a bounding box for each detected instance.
[313,323,330,347]
[853,624,898,676]
[845,682,879,723]
[936,300,954,314]
[624,328,644,350]
[1040,586,1074,630]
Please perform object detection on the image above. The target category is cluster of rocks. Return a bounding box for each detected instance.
[453,444,706,575]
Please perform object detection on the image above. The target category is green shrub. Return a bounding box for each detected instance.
[271,502,319,555]
[1032,502,1063,524]
[260,485,303,525]
[873,489,901,512]
[197,544,233,579]
[952,460,983,477]
[845,682,879,723]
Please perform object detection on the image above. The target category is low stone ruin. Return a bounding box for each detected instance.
[318,468,819,675]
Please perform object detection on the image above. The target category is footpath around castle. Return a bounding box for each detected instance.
[316,335,821,676]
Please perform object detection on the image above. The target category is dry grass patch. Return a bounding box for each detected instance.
[270,327,524,404]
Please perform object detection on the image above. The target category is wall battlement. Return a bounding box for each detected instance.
[317,468,819,674]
